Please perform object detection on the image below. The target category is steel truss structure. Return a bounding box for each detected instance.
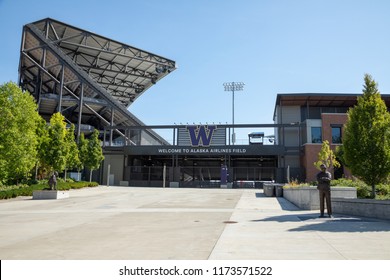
[18,18,176,143]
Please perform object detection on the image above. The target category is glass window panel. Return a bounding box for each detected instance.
[332,127,342,143]
[311,127,322,143]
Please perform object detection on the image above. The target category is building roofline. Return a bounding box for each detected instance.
[273,93,390,121]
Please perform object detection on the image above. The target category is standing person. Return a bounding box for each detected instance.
[316,164,333,218]
[48,171,58,190]
[53,171,58,190]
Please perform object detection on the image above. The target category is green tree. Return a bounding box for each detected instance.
[64,124,81,180]
[85,129,104,182]
[343,74,390,198]
[78,133,89,180]
[46,112,68,173]
[0,82,41,183]
[314,140,340,171]
[35,117,50,180]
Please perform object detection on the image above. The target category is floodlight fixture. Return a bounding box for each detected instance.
[223,82,245,92]
[223,82,245,144]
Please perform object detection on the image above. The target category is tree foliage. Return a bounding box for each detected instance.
[314,140,340,170]
[343,74,390,198]
[64,123,82,176]
[34,117,51,179]
[78,133,89,172]
[0,82,41,183]
[85,129,104,182]
[46,112,68,172]
[0,82,105,185]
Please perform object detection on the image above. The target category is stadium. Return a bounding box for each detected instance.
[20,18,390,187]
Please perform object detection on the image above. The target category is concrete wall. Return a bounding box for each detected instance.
[276,105,301,146]
[102,154,124,186]
[283,186,357,210]
[332,198,390,220]
[285,155,300,168]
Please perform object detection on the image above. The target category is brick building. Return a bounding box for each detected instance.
[274,93,390,182]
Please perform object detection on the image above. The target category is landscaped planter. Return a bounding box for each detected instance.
[283,186,357,210]
[332,198,390,220]
[33,190,69,200]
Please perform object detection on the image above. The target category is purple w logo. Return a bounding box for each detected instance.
[187,125,217,147]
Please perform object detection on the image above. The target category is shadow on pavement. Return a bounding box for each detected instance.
[250,213,390,233]
[255,193,301,211]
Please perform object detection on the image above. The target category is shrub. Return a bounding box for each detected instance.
[331,178,390,199]
[0,181,99,200]
[376,184,390,199]
[283,178,378,199]
[0,185,34,199]
[331,178,371,198]
[283,178,309,188]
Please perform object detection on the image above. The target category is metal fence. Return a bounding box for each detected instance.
[123,166,303,188]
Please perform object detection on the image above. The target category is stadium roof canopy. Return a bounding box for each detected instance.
[19,18,176,144]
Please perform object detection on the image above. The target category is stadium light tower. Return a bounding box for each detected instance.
[223,82,245,144]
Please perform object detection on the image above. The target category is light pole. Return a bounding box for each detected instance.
[223,82,244,144]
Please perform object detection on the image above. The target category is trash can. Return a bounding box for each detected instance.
[263,183,275,197]
[275,184,284,197]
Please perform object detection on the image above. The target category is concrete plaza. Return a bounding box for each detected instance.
[0,186,389,260]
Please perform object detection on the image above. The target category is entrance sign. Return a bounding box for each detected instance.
[157,147,247,154]
[178,125,226,147]
[187,125,217,147]
[125,145,285,156]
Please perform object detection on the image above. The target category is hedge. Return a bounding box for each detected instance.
[0,181,99,200]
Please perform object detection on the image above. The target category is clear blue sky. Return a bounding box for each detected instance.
[1,0,390,142]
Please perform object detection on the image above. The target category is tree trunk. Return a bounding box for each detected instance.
[35,163,39,181]
[371,184,376,199]
[89,170,92,182]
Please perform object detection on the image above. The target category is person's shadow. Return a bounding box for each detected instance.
[253,193,390,233]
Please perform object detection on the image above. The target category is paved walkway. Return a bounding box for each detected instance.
[0,186,389,260]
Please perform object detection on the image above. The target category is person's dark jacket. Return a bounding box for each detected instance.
[316,171,331,190]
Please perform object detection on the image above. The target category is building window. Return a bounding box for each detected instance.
[311,127,322,143]
[332,126,342,144]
